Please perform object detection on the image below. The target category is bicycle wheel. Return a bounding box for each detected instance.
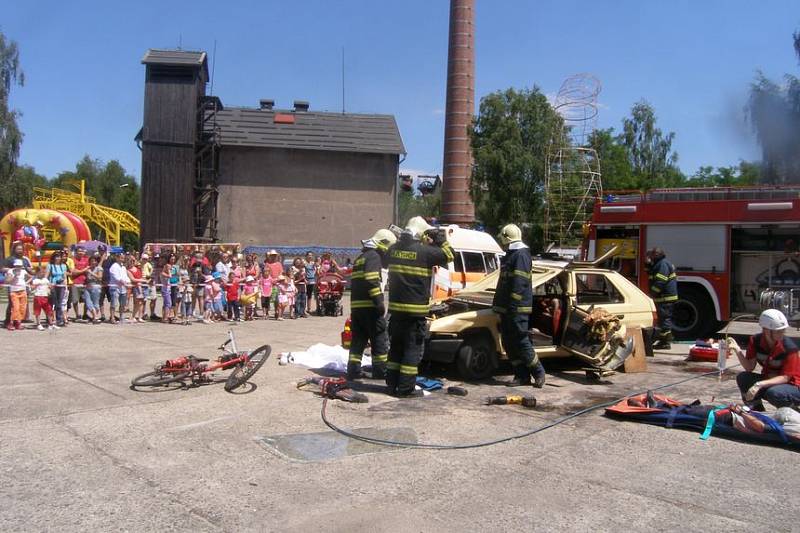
[131,369,190,387]
[224,345,271,392]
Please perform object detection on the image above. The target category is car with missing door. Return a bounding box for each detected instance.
[424,250,657,380]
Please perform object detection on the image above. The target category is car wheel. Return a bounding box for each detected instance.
[456,334,497,381]
[672,286,715,340]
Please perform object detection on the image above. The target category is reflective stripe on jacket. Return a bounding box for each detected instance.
[387,233,452,316]
[492,244,533,315]
[648,256,677,303]
[350,248,384,310]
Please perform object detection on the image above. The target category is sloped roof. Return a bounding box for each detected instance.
[214,107,405,155]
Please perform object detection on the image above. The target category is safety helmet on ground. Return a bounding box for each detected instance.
[405,216,434,239]
[759,309,789,331]
[368,228,397,251]
[497,224,523,246]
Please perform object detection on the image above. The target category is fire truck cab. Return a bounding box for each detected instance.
[586,186,800,339]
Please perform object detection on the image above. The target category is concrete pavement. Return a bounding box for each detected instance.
[1,307,798,532]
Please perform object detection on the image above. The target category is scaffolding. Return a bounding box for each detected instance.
[544,74,603,249]
[193,95,222,242]
[32,181,140,246]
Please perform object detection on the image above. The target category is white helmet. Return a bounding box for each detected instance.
[759,309,789,331]
[405,216,434,239]
[497,224,522,246]
[365,228,398,251]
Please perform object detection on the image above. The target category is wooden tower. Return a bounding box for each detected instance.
[138,49,208,244]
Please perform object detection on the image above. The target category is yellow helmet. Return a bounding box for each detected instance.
[497,224,522,246]
[370,228,398,251]
[405,216,434,239]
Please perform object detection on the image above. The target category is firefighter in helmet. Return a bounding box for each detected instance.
[645,247,677,349]
[493,224,546,388]
[346,228,397,381]
[386,216,453,397]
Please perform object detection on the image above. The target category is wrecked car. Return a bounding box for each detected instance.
[424,252,656,380]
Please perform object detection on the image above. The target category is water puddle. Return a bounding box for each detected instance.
[256,427,417,462]
[533,393,622,414]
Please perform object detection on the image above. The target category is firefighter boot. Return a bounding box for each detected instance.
[385,366,399,396]
[370,354,388,380]
[346,361,364,381]
[396,373,417,397]
[653,330,673,350]
[507,361,531,387]
[531,362,546,389]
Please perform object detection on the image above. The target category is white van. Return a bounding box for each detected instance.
[432,225,504,301]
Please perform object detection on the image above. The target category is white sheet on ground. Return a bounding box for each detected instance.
[283,343,371,372]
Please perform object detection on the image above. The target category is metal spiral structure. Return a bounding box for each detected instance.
[544,74,603,250]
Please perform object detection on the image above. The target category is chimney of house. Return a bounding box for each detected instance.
[293,100,310,112]
[259,99,275,110]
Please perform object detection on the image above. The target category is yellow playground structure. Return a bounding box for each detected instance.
[32,180,140,246]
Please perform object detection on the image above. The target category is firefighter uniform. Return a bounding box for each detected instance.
[386,219,453,396]
[492,232,545,388]
[647,249,678,348]
[347,243,390,380]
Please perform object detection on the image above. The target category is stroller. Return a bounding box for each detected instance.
[317,272,345,316]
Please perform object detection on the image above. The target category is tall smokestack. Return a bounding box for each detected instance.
[440,0,475,226]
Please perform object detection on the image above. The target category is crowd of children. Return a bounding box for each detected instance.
[1,241,345,331]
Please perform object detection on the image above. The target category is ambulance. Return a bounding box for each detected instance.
[431,225,504,301]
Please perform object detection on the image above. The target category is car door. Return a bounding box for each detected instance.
[558,270,633,369]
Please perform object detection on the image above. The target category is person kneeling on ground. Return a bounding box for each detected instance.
[730,309,800,411]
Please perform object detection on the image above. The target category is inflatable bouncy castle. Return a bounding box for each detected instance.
[0,208,92,261]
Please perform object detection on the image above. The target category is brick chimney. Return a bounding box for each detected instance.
[440,0,475,225]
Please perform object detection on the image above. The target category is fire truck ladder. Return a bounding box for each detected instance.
[193,95,222,242]
[32,183,140,246]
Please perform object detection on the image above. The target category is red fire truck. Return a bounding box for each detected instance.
[585,186,800,339]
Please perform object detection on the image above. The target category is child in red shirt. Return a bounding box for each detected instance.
[225,272,241,321]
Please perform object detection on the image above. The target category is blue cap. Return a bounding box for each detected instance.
[212,271,222,279]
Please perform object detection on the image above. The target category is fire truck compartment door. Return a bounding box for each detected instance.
[646,224,726,272]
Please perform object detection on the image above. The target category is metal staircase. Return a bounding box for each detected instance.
[193,95,222,242]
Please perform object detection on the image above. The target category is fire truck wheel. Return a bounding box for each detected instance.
[672,286,715,340]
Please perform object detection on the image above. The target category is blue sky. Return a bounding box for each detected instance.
[4,0,799,181]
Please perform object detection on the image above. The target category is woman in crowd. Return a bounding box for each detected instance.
[304,251,318,316]
[47,251,70,327]
[84,255,103,324]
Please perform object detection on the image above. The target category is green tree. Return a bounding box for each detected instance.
[747,31,800,184]
[0,31,26,214]
[688,161,761,187]
[54,155,140,248]
[588,128,636,190]
[1,165,48,213]
[469,87,564,247]
[621,100,683,188]
[397,188,440,227]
